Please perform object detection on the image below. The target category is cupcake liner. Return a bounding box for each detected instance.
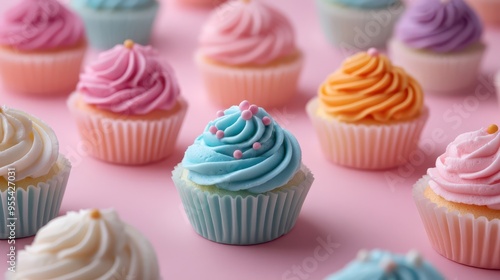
[389,39,486,94]
[413,176,500,269]
[71,1,159,50]
[195,51,303,108]
[315,0,404,49]
[465,0,500,26]
[176,0,226,7]
[0,156,71,239]
[172,164,314,245]
[0,44,86,96]
[306,98,429,170]
[67,93,188,165]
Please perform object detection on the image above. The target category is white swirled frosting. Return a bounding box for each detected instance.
[0,106,59,181]
[8,209,160,280]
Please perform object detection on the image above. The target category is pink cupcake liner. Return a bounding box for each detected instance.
[413,176,500,269]
[67,93,188,165]
[465,0,500,26]
[0,45,86,96]
[195,51,303,108]
[176,0,226,7]
[306,98,429,170]
[389,39,485,94]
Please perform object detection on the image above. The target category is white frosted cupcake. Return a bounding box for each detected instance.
[6,209,160,279]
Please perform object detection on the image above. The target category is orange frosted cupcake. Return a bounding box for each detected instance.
[306,48,428,169]
[67,40,187,165]
[0,0,87,96]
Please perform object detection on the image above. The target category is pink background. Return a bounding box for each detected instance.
[1,0,500,279]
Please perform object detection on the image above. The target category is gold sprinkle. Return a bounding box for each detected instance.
[241,0,251,3]
[487,124,498,134]
[124,39,135,49]
[89,209,101,219]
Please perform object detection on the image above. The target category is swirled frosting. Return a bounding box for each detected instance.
[428,125,500,210]
[0,0,85,51]
[77,40,180,115]
[199,0,297,66]
[318,49,424,123]
[326,0,399,9]
[395,0,482,52]
[0,107,59,181]
[8,209,160,280]
[325,250,444,280]
[182,101,301,194]
[82,0,156,9]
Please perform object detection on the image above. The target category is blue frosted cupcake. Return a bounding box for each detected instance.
[325,249,444,280]
[316,0,404,50]
[71,0,158,49]
[172,100,314,245]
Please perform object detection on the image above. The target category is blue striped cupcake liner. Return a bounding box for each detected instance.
[172,164,314,245]
[0,156,71,239]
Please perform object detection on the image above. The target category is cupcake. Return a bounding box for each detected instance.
[196,0,303,108]
[0,106,71,239]
[315,0,404,49]
[324,249,444,279]
[390,0,485,94]
[67,40,187,165]
[5,209,160,279]
[465,0,500,26]
[306,48,428,170]
[0,0,86,96]
[176,0,226,7]
[172,100,314,245]
[413,125,500,269]
[71,0,159,49]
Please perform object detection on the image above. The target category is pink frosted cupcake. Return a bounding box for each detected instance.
[306,48,428,170]
[390,0,485,94]
[465,0,500,26]
[67,40,187,165]
[196,0,303,108]
[413,125,500,269]
[0,0,86,96]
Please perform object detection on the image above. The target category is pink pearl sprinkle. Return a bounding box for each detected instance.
[242,110,252,120]
[216,110,224,117]
[253,142,261,150]
[249,105,258,115]
[239,100,250,110]
[216,130,224,139]
[233,150,242,159]
[367,48,379,57]
[209,125,217,134]
[262,116,271,126]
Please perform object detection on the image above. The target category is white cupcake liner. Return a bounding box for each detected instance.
[0,156,71,239]
[0,44,86,95]
[413,176,500,269]
[67,93,188,165]
[306,98,429,170]
[389,39,486,94]
[315,0,404,49]
[195,51,303,108]
[172,164,314,245]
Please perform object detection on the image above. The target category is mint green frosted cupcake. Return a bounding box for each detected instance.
[172,100,314,245]
[316,0,404,50]
[71,0,158,49]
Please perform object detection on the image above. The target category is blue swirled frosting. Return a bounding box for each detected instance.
[325,250,444,280]
[327,0,399,9]
[182,102,302,194]
[82,0,155,9]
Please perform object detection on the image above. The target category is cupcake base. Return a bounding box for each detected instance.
[306,98,429,170]
[172,164,314,245]
[413,176,500,269]
[0,156,71,239]
[195,52,303,108]
[389,40,486,94]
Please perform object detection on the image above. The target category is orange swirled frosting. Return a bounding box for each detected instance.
[318,49,424,123]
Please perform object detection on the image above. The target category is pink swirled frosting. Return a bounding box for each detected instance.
[428,127,500,210]
[77,41,181,115]
[199,0,297,66]
[0,0,85,51]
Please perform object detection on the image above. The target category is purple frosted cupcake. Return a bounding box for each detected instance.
[389,0,485,94]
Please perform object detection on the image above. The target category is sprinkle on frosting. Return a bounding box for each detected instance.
[487,124,498,134]
[124,39,135,49]
[380,258,397,273]
[89,209,101,219]
[216,110,225,117]
[406,250,423,267]
[367,48,379,57]
[357,250,370,262]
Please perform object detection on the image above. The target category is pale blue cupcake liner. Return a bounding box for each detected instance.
[172,164,313,245]
[316,0,404,50]
[71,0,159,49]
[0,156,71,239]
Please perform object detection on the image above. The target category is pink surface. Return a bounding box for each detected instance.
[1,0,500,279]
